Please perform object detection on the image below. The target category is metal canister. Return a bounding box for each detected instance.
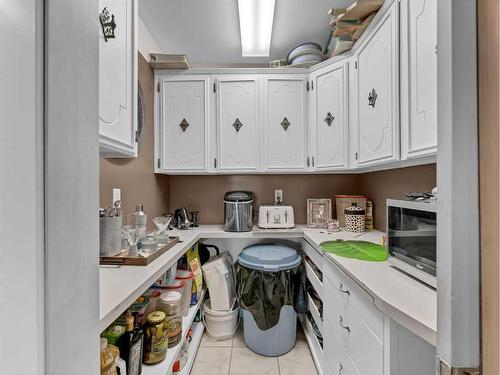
[224,191,253,232]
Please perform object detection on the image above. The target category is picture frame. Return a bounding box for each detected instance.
[307,198,332,228]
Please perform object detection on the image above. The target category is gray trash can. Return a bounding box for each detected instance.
[236,244,302,356]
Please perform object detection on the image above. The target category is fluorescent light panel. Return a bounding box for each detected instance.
[237,0,276,57]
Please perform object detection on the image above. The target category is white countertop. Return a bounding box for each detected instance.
[302,229,437,346]
[100,225,436,345]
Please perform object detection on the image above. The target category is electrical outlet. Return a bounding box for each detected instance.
[275,189,283,204]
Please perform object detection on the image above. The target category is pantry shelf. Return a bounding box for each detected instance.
[178,322,204,375]
[142,289,206,375]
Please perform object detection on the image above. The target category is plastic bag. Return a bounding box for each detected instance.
[236,262,308,331]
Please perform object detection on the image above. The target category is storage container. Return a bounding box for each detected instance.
[158,291,183,348]
[99,216,122,256]
[224,191,253,232]
[345,203,366,233]
[202,299,239,341]
[237,244,302,356]
[202,253,236,311]
[335,195,367,227]
[143,311,168,365]
[175,270,194,316]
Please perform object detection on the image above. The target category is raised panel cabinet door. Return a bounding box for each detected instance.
[323,278,346,375]
[356,6,399,166]
[401,0,437,158]
[160,79,207,171]
[99,0,137,157]
[315,66,346,169]
[265,79,306,170]
[218,79,259,171]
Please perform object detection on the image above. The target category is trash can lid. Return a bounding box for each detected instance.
[237,244,301,271]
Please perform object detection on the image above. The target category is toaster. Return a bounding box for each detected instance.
[258,205,295,229]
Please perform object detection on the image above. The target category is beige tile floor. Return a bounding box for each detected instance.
[190,323,318,375]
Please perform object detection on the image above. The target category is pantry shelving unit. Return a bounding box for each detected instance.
[178,322,205,375]
[142,289,206,375]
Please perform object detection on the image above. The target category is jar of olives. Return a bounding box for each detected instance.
[143,311,168,364]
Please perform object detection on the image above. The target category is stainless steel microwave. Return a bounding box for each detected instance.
[386,199,437,288]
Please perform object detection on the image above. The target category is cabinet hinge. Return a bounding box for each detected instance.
[213,82,216,93]
[214,158,217,168]
[306,81,310,92]
[355,152,359,160]
[157,158,161,169]
[307,157,310,167]
[157,82,160,92]
[312,156,315,167]
[311,80,314,91]
[355,61,358,69]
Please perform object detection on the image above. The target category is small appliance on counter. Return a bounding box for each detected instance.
[173,207,191,229]
[224,191,253,232]
[258,205,295,229]
[386,198,437,288]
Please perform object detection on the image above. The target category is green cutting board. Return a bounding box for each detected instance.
[320,240,388,262]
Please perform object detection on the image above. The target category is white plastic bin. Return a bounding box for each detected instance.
[202,253,235,311]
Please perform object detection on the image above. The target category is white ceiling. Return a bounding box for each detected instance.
[139,0,353,65]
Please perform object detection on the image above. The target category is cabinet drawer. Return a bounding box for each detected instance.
[329,286,383,375]
[308,291,323,334]
[302,238,323,271]
[324,260,383,340]
[305,258,323,300]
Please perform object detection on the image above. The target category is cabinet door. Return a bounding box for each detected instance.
[217,77,259,171]
[314,64,347,170]
[158,77,208,172]
[400,0,437,159]
[264,78,306,171]
[353,4,399,167]
[99,0,137,157]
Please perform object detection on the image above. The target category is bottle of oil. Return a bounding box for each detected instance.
[116,313,143,375]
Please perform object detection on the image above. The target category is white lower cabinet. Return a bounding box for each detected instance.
[99,0,137,157]
[323,264,384,375]
[350,1,399,167]
[263,77,307,171]
[156,76,209,173]
[216,77,260,171]
[311,63,348,170]
[400,0,438,159]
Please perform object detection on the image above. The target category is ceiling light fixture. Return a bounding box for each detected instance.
[237,0,276,57]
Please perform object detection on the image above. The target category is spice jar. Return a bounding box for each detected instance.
[344,203,366,233]
[143,311,168,364]
[158,291,183,348]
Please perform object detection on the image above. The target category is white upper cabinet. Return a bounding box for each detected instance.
[156,76,208,173]
[350,2,399,168]
[263,77,306,171]
[216,77,260,171]
[400,0,437,159]
[99,0,137,157]
[311,63,348,170]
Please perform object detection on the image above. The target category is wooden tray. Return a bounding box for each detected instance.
[100,236,180,266]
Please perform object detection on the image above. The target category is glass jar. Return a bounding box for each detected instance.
[158,291,183,348]
[143,311,168,364]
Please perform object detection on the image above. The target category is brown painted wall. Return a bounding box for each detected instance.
[167,164,436,227]
[100,54,169,230]
[478,0,500,372]
[168,174,362,224]
[359,164,436,231]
